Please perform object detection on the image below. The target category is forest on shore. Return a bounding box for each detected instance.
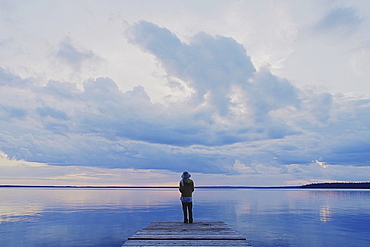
[300,182,370,189]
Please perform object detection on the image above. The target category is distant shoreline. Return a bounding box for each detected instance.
[300,182,370,189]
[1,182,370,189]
[0,185,299,189]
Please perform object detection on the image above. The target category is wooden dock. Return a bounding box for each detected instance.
[122,221,252,246]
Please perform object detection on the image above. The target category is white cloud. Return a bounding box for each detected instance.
[1,1,370,186]
[314,7,362,35]
[221,0,300,71]
[274,1,370,96]
[55,37,101,72]
[0,151,46,167]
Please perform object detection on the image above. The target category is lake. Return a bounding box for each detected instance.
[1,187,370,247]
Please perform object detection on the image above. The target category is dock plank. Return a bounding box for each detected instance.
[122,222,251,246]
[123,240,251,246]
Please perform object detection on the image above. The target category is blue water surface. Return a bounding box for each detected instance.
[1,188,370,247]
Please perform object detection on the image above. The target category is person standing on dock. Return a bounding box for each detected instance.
[179,171,194,223]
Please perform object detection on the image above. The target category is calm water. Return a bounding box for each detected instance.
[1,188,370,247]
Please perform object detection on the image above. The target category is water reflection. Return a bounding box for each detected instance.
[320,205,331,223]
[0,204,42,223]
[235,204,251,216]
[0,188,181,247]
[1,188,370,247]
[0,187,179,209]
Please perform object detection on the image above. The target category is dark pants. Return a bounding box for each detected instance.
[182,202,193,223]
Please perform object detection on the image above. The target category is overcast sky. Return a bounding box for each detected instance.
[1,0,370,186]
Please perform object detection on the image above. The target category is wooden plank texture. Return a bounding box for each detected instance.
[122,222,252,246]
[123,239,251,246]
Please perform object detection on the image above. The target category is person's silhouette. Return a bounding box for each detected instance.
[179,171,194,223]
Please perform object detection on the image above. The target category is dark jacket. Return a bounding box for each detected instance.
[179,179,194,197]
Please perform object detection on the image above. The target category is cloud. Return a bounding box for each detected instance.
[128,21,256,116]
[315,7,363,35]
[0,105,27,119]
[0,151,46,167]
[1,19,370,185]
[126,21,303,144]
[36,107,69,120]
[0,150,180,186]
[0,67,26,87]
[55,37,101,71]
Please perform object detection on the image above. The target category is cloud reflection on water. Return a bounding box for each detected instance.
[320,205,331,223]
[1,188,370,247]
[0,188,179,221]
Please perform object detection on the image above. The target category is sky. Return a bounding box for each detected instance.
[1,0,370,186]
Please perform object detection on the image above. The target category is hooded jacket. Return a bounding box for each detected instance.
[179,178,194,197]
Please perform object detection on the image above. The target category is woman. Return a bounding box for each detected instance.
[179,171,194,223]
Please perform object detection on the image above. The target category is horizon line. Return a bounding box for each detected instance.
[0,184,300,189]
[2,182,370,189]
